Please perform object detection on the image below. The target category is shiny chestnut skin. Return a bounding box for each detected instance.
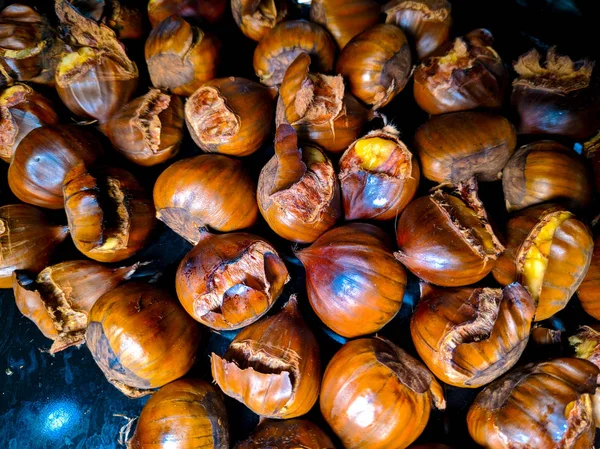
[467,358,599,449]
[412,283,535,388]
[127,379,229,449]
[232,0,288,42]
[148,0,228,27]
[86,282,201,397]
[234,419,335,449]
[321,337,445,449]
[578,234,600,320]
[8,125,103,209]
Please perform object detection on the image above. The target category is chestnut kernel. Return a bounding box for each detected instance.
[148,0,228,27]
[578,234,600,320]
[234,419,335,449]
[232,0,288,42]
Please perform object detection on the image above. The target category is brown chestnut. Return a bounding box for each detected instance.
[531,325,562,346]
[62,0,144,40]
[570,325,600,428]
[234,419,335,449]
[232,0,288,42]
[578,234,600,320]
[148,0,228,27]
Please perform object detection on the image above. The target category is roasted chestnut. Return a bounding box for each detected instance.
[126,379,229,449]
[585,132,600,192]
[253,20,336,87]
[578,234,600,320]
[0,204,68,289]
[467,358,598,449]
[232,0,288,42]
[148,0,228,27]
[411,283,535,388]
[321,337,445,449]
[503,140,593,213]
[176,231,290,330]
[8,124,103,209]
[257,124,341,243]
[145,15,220,96]
[493,204,593,321]
[296,223,406,337]
[336,24,412,109]
[512,48,600,140]
[211,296,320,419]
[153,154,258,244]
[105,89,184,166]
[414,29,508,115]
[414,111,516,185]
[86,282,201,397]
[570,325,600,428]
[185,77,275,156]
[531,325,562,346]
[235,419,335,449]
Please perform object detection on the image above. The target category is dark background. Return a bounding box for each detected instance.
[0,0,599,448]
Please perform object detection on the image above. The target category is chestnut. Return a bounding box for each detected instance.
[86,282,201,397]
[585,132,600,192]
[0,204,68,289]
[253,20,336,87]
[336,24,412,109]
[176,231,290,330]
[185,77,275,156]
[145,15,220,97]
[8,125,103,209]
[211,296,320,419]
[570,325,600,428]
[467,358,598,449]
[339,126,420,220]
[296,223,407,338]
[153,154,258,244]
[411,283,535,388]
[414,111,517,185]
[126,379,229,449]
[493,204,593,321]
[578,234,600,320]
[321,337,445,449]
[531,325,562,346]
[148,0,228,27]
[234,419,335,449]
[257,124,341,243]
[503,140,593,213]
[414,29,508,115]
[232,0,288,42]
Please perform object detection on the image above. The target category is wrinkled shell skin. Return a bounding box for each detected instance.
[297,223,407,338]
[321,338,445,449]
[414,111,516,184]
[211,297,321,419]
[153,154,258,244]
[414,29,508,115]
[467,358,599,449]
[579,234,600,319]
[127,379,229,449]
[231,0,288,42]
[148,0,227,26]
[8,125,103,209]
[86,282,201,397]
[176,232,290,330]
[337,24,413,108]
[234,419,335,449]
[0,204,68,288]
[411,283,535,388]
[502,141,593,213]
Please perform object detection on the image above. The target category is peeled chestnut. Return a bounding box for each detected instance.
[414,111,516,185]
[383,0,452,60]
[503,141,593,213]
[185,77,275,156]
[585,132,600,192]
[12,260,139,352]
[257,124,341,243]
[253,20,336,87]
[153,154,258,244]
[493,204,593,321]
[63,162,156,263]
[235,419,335,449]
[176,231,289,330]
[126,379,229,449]
[578,234,600,320]
[296,223,406,337]
[232,0,288,42]
[512,48,600,139]
[211,296,320,419]
[414,29,508,115]
[105,89,184,166]
[0,204,68,288]
[276,53,369,153]
[467,358,598,449]
[412,283,534,388]
[395,179,504,287]
[310,0,380,49]
[86,282,201,397]
[9,125,103,209]
[321,337,445,449]
[145,15,220,97]
[148,0,227,27]
[0,83,59,163]
[570,325,600,428]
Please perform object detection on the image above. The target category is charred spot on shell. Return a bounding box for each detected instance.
[186,86,240,145]
[134,89,171,152]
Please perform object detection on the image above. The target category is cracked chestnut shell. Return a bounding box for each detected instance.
[411,283,535,388]
[232,0,288,42]
[148,0,227,27]
[234,419,335,449]
[570,325,600,428]
[467,358,599,449]
[578,234,600,320]
[86,282,201,398]
[176,231,290,330]
[211,296,320,419]
[321,337,445,449]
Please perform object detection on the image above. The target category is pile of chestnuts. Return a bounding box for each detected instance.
[1,0,600,448]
